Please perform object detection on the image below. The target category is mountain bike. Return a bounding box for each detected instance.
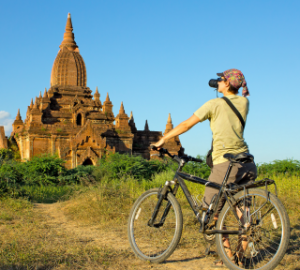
[127,147,290,270]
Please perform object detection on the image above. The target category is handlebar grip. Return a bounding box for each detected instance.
[150,145,158,151]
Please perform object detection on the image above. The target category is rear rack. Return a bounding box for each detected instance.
[226,178,277,196]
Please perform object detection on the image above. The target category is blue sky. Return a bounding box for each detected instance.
[0,0,299,163]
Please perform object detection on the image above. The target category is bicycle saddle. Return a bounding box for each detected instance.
[223,152,254,163]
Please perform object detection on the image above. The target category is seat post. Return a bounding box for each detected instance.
[221,162,234,186]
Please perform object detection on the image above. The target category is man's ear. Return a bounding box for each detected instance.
[224,80,231,87]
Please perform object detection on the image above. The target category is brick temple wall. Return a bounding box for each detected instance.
[0,126,8,149]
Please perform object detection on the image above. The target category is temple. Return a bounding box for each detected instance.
[1,14,184,168]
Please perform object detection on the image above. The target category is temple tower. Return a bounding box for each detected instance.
[162,113,184,156]
[129,111,137,132]
[103,93,114,118]
[50,13,87,87]
[12,109,24,133]
[144,120,149,132]
[115,102,130,132]
[7,13,183,167]
[164,113,173,135]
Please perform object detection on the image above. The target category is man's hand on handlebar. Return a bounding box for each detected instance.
[150,145,174,158]
[150,145,203,163]
[150,138,166,149]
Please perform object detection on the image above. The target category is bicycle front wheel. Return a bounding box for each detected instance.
[216,188,290,270]
[128,188,183,263]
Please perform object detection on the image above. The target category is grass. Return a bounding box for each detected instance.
[0,197,133,269]
[19,184,81,203]
[0,171,299,269]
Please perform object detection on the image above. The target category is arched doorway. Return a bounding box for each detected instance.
[76,114,82,126]
[82,158,93,166]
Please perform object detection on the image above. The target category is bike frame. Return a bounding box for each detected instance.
[148,154,276,236]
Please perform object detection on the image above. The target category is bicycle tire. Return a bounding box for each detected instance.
[216,188,290,270]
[128,188,183,263]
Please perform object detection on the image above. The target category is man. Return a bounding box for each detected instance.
[152,68,257,267]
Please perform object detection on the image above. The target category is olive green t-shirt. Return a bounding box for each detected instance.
[194,95,249,165]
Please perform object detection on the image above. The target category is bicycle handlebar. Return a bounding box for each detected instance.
[150,145,203,164]
[150,145,174,158]
[186,156,203,163]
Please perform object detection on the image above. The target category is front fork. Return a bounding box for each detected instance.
[148,180,179,227]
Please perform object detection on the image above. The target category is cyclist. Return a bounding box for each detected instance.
[151,68,257,267]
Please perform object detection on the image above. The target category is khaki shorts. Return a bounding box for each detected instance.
[203,161,257,211]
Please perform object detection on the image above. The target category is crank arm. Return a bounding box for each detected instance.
[204,229,247,235]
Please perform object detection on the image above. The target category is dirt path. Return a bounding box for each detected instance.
[34,203,222,270]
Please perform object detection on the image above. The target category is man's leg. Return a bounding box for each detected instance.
[235,206,250,264]
[203,161,231,209]
[212,161,256,267]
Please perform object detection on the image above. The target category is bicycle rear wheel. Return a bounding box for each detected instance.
[216,188,290,270]
[128,188,183,263]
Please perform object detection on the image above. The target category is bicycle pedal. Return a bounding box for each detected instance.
[206,220,217,229]
[207,250,218,257]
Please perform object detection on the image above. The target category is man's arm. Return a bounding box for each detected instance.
[152,114,201,148]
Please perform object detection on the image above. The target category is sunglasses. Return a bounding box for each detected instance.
[216,77,225,82]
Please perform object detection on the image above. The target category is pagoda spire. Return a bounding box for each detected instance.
[129,111,137,132]
[43,88,48,98]
[144,120,149,132]
[12,108,23,132]
[30,98,34,109]
[115,102,129,130]
[167,113,172,123]
[34,97,38,108]
[94,87,100,101]
[59,13,78,51]
[164,113,174,135]
[39,91,42,98]
[103,92,113,117]
[16,109,22,121]
[119,102,125,114]
[105,92,111,103]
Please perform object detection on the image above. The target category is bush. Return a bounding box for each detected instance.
[257,159,300,177]
[19,155,66,186]
[59,165,96,185]
[0,154,98,197]
[181,155,211,179]
[0,149,14,164]
[93,153,169,181]
[0,151,210,198]
[1,148,299,201]
[0,161,23,196]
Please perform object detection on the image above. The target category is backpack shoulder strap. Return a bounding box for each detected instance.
[222,97,245,130]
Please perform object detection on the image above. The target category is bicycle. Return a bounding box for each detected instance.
[127,147,290,270]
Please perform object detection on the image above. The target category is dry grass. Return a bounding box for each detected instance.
[0,171,299,269]
[0,198,135,269]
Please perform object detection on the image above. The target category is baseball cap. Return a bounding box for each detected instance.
[216,69,249,97]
